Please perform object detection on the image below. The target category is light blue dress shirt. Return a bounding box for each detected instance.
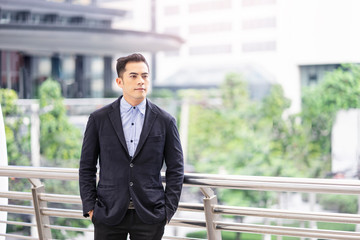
[120,97,146,157]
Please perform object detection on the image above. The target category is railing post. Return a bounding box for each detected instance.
[29,178,52,240]
[201,187,222,240]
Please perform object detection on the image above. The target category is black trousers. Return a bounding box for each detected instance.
[94,209,166,240]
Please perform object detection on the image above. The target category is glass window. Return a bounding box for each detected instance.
[242,41,276,52]
[189,44,232,55]
[242,17,276,30]
[189,0,231,13]
[242,0,276,7]
[189,22,232,34]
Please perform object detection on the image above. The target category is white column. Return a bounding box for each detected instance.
[179,99,189,164]
[30,103,40,238]
[0,105,9,240]
[30,103,40,167]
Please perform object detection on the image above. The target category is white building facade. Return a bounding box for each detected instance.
[155,0,360,113]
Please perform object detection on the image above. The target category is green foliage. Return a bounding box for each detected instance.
[38,79,89,239]
[0,89,31,166]
[318,194,358,214]
[1,88,31,234]
[1,82,88,238]
[301,64,360,176]
[39,78,82,166]
[187,65,360,208]
[186,230,303,240]
[186,230,263,240]
[221,73,249,110]
[317,221,356,232]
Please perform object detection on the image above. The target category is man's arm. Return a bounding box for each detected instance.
[164,118,184,222]
[79,114,99,217]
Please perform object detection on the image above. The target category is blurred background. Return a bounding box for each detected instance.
[1,0,360,239]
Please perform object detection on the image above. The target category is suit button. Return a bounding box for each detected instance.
[129,182,133,187]
[130,163,134,168]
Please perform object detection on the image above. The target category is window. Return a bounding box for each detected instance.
[189,0,231,13]
[242,0,276,7]
[189,22,232,34]
[299,64,341,86]
[242,41,276,52]
[189,44,232,55]
[242,17,276,30]
[164,5,180,16]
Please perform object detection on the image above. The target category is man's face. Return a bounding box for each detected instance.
[116,61,149,106]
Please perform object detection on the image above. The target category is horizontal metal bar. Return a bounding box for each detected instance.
[0,191,32,200]
[185,173,360,186]
[0,166,359,195]
[186,178,360,194]
[215,221,360,240]
[168,218,206,229]
[0,170,78,180]
[41,207,84,219]
[44,224,94,232]
[0,166,78,174]
[178,202,204,212]
[214,205,360,224]
[39,193,81,204]
[0,233,37,240]
[0,219,36,227]
[163,236,205,240]
[0,204,34,215]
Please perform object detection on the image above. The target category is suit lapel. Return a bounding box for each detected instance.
[133,100,158,160]
[108,97,129,156]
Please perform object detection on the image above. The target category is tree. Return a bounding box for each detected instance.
[0,89,32,234]
[38,79,88,239]
[0,89,31,166]
[1,80,89,239]
[301,64,360,177]
[38,79,82,166]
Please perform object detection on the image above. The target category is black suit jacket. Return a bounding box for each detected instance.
[79,97,184,225]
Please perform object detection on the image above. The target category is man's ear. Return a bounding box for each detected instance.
[116,78,122,87]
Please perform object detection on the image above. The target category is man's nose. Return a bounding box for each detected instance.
[138,77,145,84]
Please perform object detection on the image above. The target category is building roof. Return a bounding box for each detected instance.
[0,24,184,55]
[0,0,183,55]
[0,0,127,19]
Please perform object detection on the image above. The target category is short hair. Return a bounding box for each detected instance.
[116,53,149,78]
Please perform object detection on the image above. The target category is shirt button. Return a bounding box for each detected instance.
[130,140,133,143]
[133,107,136,109]
[131,123,134,126]
[130,163,134,168]
[129,182,133,186]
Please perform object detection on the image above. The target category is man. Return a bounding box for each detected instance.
[79,53,184,240]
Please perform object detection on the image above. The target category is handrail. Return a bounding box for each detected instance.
[215,221,360,240]
[0,166,359,194]
[0,166,359,240]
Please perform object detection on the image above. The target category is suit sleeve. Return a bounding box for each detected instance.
[79,114,99,217]
[164,118,184,222]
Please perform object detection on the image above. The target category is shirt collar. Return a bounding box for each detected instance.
[120,97,146,115]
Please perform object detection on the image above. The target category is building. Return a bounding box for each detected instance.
[0,0,182,99]
[155,0,360,112]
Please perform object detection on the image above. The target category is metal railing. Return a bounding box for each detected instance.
[0,166,359,239]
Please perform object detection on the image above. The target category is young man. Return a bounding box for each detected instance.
[79,53,184,240]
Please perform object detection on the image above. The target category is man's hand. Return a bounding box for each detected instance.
[88,210,94,220]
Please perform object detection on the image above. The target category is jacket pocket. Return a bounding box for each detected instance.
[146,135,164,143]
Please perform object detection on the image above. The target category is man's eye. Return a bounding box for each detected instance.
[142,75,148,79]
[130,75,137,78]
